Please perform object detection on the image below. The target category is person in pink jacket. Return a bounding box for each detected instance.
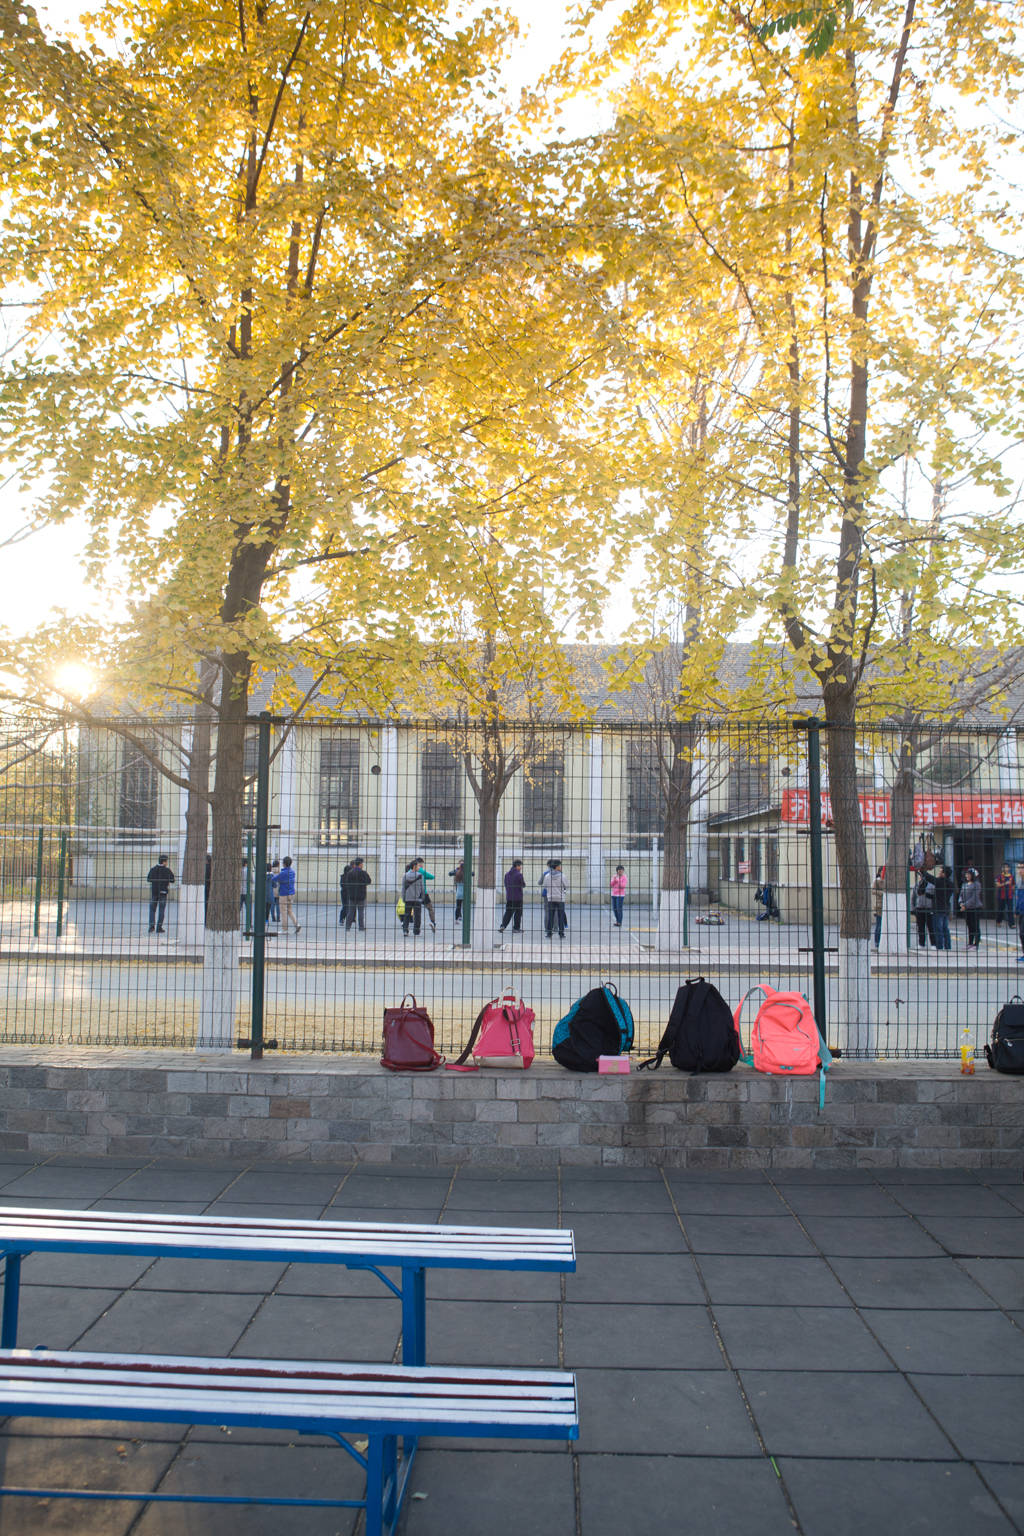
[610,865,627,927]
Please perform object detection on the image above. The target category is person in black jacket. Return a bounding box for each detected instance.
[146,855,175,935]
[923,863,954,951]
[498,859,526,933]
[343,858,371,931]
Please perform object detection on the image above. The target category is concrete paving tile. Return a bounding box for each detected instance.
[233,1294,401,1363]
[977,1464,1024,1528]
[418,1298,558,1367]
[991,1186,1024,1213]
[564,1214,687,1253]
[681,1216,816,1256]
[799,1216,944,1258]
[276,1261,404,1299]
[0,1168,132,1199]
[204,1202,330,1221]
[326,1205,450,1225]
[770,1170,877,1184]
[563,1303,724,1369]
[579,1453,797,1536]
[0,1196,93,1209]
[876,1170,986,1184]
[574,1367,760,1455]
[780,1458,1015,1536]
[557,1167,665,1184]
[445,1181,557,1213]
[909,1375,1024,1461]
[216,1171,347,1204]
[130,1440,363,1535]
[109,1170,242,1202]
[862,1308,1024,1374]
[0,1432,177,1535]
[741,1370,956,1458]
[77,1288,260,1356]
[665,1182,789,1216]
[134,1257,288,1293]
[779,1185,902,1218]
[399,1449,575,1535]
[829,1257,997,1310]
[698,1256,849,1308]
[885,1186,1022,1220]
[564,1251,705,1305]
[328,1176,452,1210]
[959,1258,1024,1310]
[713,1305,893,1372]
[561,1182,673,1214]
[21,1252,154,1288]
[14,1285,124,1350]
[88,1199,212,1215]
[912,1217,1024,1258]
[425,1268,562,1302]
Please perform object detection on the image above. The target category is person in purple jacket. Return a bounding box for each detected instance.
[498,859,525,933]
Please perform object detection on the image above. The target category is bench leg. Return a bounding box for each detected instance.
[365,1433,400,1536]
[400,1266,426,1367]
[1,1254,22,1349]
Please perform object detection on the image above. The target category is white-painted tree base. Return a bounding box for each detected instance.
[879,892,909,955]
[657,890,687,952]
[836,936,874,1057]
[471,888,501,951]
[198,930,239,1051]
[178,885,205,954]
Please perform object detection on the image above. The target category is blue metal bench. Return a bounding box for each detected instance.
[0,1206,576,1366]
[0,1347,579,1535]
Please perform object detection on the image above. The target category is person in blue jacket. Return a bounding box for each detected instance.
[276,856,301,934]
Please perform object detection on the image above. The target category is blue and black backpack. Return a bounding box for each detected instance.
[551,983,634,1072]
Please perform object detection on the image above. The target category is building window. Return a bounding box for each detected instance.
[420,742,461,839]
[523,749,564,843]
[317,739,360,845]
[719,837,732,882]
[766,836,779,883]
[118,739,159,830]
[627,740,662,845]
[926,743,978,789]
[728,749,770,816]
[749,839,761,883]
[242,733,259,831]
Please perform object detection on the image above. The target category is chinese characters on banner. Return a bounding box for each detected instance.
[780,790,1024,828]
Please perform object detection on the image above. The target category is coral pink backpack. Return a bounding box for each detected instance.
[734,984,832,1107]
[448,993,536,1071]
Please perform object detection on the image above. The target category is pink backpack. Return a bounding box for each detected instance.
[734,984,832,1107]
[448,994,536,1071]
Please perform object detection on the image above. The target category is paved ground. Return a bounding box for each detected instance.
[0,1154,1022,1533]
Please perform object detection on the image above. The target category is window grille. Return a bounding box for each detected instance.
[318,739,360,845]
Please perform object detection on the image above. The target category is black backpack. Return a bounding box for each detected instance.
[637,978,740,1074]
[985,996,1024,1074]
[551,984,634,1072]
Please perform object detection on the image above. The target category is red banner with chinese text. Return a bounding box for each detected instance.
[780,789,1024,829]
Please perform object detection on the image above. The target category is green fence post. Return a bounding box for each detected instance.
[244,833,254,934]
[805,718,828,1044]
[250,714,272,1060]
[55,831,67,939]
[461,833,473,947]
[32,827,44,939]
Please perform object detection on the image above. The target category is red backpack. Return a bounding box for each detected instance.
[380,995,444,1072]
[734,984,832,1107]
[448,994,536,1071]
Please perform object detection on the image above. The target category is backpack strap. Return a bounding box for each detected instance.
[447,1002,488,1071]
[733,984,768,1066]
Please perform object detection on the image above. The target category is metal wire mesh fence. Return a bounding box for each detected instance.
[2,714,1023,1059]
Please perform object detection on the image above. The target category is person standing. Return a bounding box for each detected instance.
[995,863,1015,928]
[276,856,301,934]
[959,865,982,948]
[268,860,281,923]
[401,859,425,937]
[449,861,465,922]
[338,860,353,926]
[925,864,954,951]
[542,860,568,940]
[872,867,885,950]
[343,857,371,932]
[610,865,627,927]
[146,854,175,935]
[419,861,437,932]
[498,859,525,933]
[912,876,935,948]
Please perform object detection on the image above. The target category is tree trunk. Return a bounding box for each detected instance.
[198,652,249,1050]
[180,705,213,954]
[823,686,873,1052]
[658,723,694,950]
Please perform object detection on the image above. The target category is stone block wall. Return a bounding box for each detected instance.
[0,1050,1019,1169]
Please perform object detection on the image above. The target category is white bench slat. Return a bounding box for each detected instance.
[0,1208,574,1267]
[0,1351,578,1432]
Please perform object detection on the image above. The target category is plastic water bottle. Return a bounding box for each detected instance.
[961,1027,975,1075]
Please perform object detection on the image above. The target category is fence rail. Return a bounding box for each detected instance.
[2,714,1023,1059]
